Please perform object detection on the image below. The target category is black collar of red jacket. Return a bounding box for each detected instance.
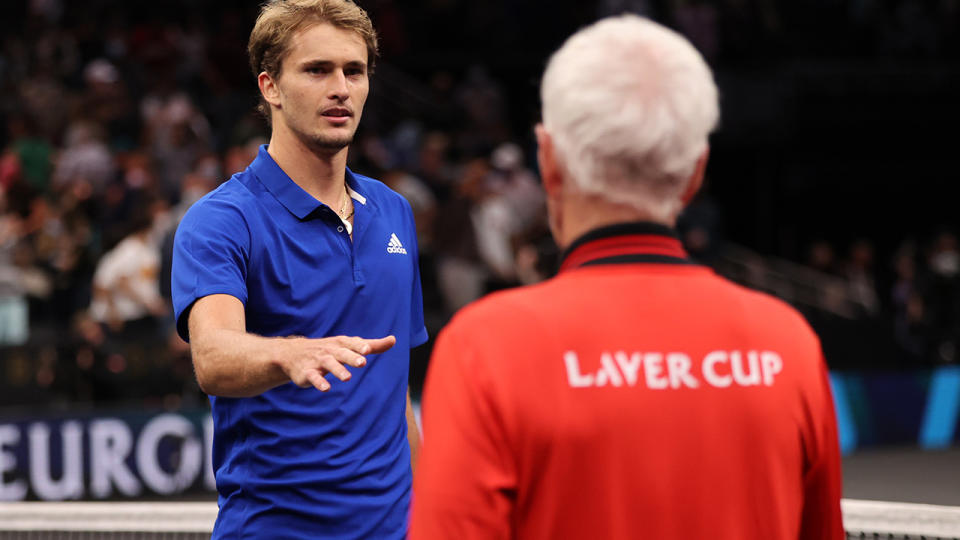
[559,221,697,273]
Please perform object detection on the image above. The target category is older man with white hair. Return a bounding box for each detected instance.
[409,15,843,540]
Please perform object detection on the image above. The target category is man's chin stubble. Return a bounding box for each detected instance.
[307,134,354,153]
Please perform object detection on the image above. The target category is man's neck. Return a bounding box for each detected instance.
[267,126,349,206]
[556,192,678,250]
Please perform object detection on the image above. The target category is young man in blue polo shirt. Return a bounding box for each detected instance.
[171,1,427,538]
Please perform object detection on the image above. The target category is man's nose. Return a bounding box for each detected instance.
[328,70,349,100]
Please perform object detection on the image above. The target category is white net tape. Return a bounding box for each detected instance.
[842,499,960,539]
[0,499,958,538]
[0,502,216,533]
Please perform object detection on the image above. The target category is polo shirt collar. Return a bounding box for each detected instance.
[249,144,369,220]
[559,221,695,272]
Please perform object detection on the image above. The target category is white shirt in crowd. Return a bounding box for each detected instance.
[89,233,162,324]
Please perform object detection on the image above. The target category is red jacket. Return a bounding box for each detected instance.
[410,222,843,540]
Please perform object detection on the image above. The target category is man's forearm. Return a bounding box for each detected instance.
[191,328,292,397]
[186,294,394,398]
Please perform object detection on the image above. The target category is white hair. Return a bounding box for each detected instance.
[540,15,719,220]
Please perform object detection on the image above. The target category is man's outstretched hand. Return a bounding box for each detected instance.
[279,335,397,391]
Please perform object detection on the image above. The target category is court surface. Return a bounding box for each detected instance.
[843,447,960,505]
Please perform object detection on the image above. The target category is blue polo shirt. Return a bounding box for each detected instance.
[172,145,428,540]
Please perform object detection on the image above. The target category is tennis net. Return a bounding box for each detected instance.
[0,502,215,540]
[0,499,957,539]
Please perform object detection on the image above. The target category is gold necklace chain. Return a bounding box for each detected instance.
[338,184,354,220]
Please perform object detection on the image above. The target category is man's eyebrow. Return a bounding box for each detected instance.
[299,59,367,70]
[300,59,333,68]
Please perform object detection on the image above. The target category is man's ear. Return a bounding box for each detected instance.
[681,146,710,205]
[535,124,562,197]
[258,71,282,109]
[535,123,565,247]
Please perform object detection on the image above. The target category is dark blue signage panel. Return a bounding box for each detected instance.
[0,409,215,501]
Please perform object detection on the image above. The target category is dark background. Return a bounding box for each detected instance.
[1,0,958,409]
[5,0,957,261]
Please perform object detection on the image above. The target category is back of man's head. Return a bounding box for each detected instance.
[540,15,719,221]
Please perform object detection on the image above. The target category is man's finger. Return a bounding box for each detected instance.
[333,348,367,368]
[338,336,373,355]
[365,335,397,354]
[319,355,352,382]
[306,370,331,392]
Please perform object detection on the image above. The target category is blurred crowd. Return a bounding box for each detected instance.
[0,0,559,409]
[1,0,958,410]
[798,234,960,368]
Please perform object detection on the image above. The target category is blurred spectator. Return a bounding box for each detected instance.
[415,131,457,201]
[18,61,70,143]
[433,157,492,314]
[381,168,437,251]
[890,243,933,364]
[19,195,75,327]
[924,231,960,363]
[473,143,546,286]
[843,239,881,318]
[176,14,210,84]
[51,120,115,195]
[65,310,116,403]
[513,231,557,286]
[0,149,24,193]
[891,242,919,313]
[0,207,29,345]
[929,230,959,279]
[0,198,54,344]
[88,202,166,337]
[455,65,510,155]
[472,184,515,284]
[143,93,212,201]
[5,113,52,193]
[223,137,266,176]
[92,151,158,251]
[78,58,138,151]
[489,142,544,234]
[423,71,465,132]
[807,239,840,276]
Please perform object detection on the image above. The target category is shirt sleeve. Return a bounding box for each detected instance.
[799,353,845,540]
[171,198,250,342]
[409,318,515,540]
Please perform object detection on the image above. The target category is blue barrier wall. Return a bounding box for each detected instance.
[831,366,960,454]
[1,368,956,500]
[0,409,214,501]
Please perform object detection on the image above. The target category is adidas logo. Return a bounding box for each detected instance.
[387,233,408,254]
